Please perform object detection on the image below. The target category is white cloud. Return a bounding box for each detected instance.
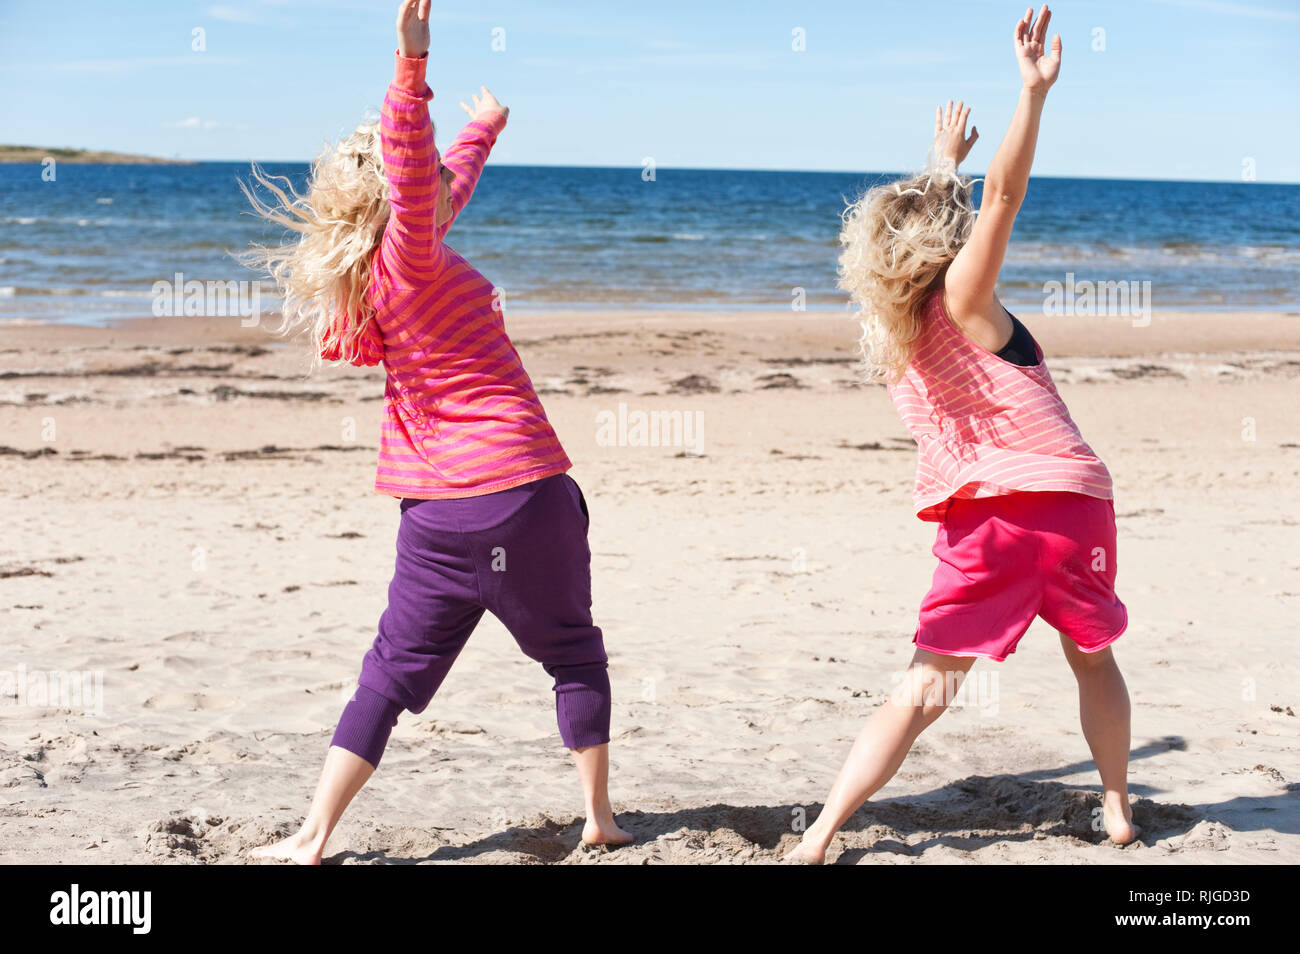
[3,56,241,74]
[208,5,260,23]
[165,117,223,130]
[520,57,573,69]
[1147,0,1300,21]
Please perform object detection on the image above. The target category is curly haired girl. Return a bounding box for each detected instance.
[791,5,1137,864]
[245,0,631,864]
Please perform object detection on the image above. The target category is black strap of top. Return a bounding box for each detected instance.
[995,312,1038,367]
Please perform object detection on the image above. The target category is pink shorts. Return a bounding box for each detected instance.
[914,491,1128,662]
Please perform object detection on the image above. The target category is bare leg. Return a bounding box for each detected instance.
[249,745,374,865]
[569,743,633,846]
[788,649,977,864]
[1059,634,1138,844]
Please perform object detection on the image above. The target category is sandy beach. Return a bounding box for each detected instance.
[1,306,1297,865]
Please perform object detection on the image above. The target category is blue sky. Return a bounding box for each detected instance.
[2,0,1297,181]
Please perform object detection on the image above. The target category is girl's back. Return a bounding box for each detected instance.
[890,288,1112,522]
[351,52,571,500]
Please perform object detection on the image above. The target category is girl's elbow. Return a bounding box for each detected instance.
[983,177,1025,207]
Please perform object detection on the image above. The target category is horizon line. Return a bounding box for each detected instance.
[170,160,1300,187]
[2,150,1294,186]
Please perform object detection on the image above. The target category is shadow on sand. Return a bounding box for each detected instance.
[323,734,1297,864]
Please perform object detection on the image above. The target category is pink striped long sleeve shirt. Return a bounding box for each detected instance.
[888,288,1113,522]
[335,52,571,499]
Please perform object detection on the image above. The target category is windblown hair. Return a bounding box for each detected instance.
[239,116,392,371]
[838,155,978,383]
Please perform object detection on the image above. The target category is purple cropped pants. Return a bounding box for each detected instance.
[330,473,611,768]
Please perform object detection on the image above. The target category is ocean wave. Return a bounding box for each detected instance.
[1008,243,1300,267]
[3,215,117,227]
[0,286,155,298]
[1235,245,1300,264]
[0,215,252,229]
[0,286,92,297]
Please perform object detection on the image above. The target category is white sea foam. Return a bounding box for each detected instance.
[1009,242,1300,268]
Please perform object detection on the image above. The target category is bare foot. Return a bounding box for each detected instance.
[784,839,827,865]
[1102,796,1141,846]
[582,816,634,847]
[248,830,324,865]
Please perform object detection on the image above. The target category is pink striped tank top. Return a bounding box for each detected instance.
[887,289,1113,522]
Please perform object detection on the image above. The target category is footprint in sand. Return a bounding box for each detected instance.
[159,740,246,764]
[142,691,238,711]
[248,649,314,662]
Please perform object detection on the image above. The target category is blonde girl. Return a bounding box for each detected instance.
[791,5,1138,863]
[244,0,631,864]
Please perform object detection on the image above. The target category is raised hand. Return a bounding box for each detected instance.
[396,0,430,59]
[935,99,978,168]
[1015,4,1062,94]
[460,87,509,122]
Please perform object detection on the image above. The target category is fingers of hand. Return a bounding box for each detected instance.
[1035,6,1051,46]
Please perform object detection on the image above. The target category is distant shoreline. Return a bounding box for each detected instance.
[0,145,193,165]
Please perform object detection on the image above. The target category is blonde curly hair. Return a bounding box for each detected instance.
[838,160,978,383]
[239,116,393,370]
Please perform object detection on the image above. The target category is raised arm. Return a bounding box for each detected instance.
[435,89,509,235]
[380,0,446,276]
[945,4,1061,343]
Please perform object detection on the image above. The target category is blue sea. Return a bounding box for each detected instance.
[1,162,1298,324]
